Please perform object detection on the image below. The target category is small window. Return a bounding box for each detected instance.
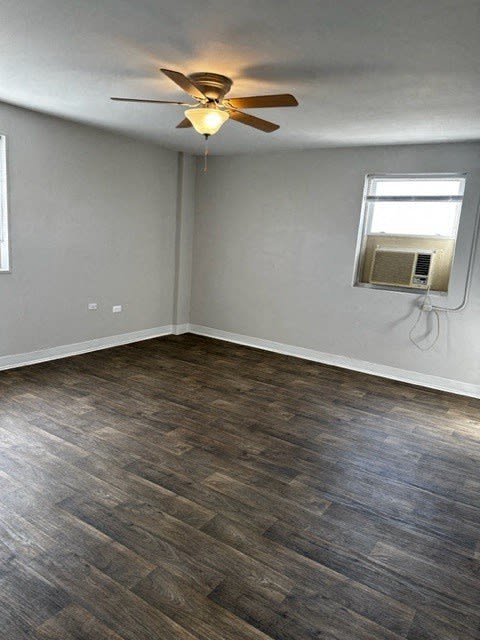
[355,174,466,293]
[0,135,9,272]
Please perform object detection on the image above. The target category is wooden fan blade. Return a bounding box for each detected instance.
[225,94,298,109]
[176,118,193,128]
[228,109,279,132]
[111,97,192,105]
[160,68,206,100]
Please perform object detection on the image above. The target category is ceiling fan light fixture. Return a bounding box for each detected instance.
[185,107,229,136]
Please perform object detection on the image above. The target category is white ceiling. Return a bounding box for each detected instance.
[1,0,480,155]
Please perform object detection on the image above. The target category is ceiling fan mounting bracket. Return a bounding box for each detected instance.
[188,72,233,101]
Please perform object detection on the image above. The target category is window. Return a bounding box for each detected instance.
[0,135,9,272]
[355,174,466,293]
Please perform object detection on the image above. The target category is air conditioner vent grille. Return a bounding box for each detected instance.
[415,253,432,276]
[370,251,415,286]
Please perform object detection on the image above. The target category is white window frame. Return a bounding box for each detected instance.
[353,172,467,291]
[363,173,465,239]
[0,135,10,272]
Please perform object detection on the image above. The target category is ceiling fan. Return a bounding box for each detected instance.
[111,68,298,138]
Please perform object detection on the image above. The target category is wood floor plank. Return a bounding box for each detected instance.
[265,519,480,634]
[133,565,274,640]
[57,493,225,596]
[0,557,71,639]
[201,513,415,636]
[125,458,277,532]
[25,552,199,640]
[37,604,125,640]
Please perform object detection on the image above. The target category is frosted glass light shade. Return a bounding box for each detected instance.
[185,107,229,135]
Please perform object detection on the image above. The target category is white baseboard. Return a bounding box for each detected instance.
[172,323,191,335]
[189,324,480,399]
[2,322,478,399]
[0,325,174,372]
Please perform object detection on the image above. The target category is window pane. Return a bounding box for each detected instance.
[369,177,465,197]
[369,201,460,236]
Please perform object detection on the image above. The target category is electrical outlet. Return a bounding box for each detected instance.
[112,305,122,313]
[88,303,98,311]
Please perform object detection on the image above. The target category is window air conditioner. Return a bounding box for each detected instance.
[369,248,435,289]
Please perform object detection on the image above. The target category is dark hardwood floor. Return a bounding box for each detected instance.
[0,333,479,640]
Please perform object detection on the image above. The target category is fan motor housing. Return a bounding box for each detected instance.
[188,72,233,100]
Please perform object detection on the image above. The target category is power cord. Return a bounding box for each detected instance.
[409,287,441,351]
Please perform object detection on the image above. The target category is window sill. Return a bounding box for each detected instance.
[354,282,448,296]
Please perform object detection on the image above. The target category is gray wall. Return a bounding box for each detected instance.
[191,143,480,386]
[0,102,178,356]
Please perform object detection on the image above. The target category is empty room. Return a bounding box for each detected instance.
[1,1,479,639]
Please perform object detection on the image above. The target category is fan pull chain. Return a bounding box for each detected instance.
[203,134,209,172]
